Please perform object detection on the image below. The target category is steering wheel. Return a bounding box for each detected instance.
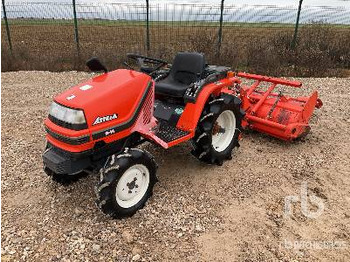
[125,53,168,75]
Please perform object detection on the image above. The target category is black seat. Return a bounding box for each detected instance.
[155,52,206,98]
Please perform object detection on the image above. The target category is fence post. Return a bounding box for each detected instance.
[2,0,13,54]
[72,0,80,56]
[217,0,225,56]
[291,0,303,49]
[146,0,150,51]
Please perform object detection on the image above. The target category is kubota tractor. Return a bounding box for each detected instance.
[42,52,322,218]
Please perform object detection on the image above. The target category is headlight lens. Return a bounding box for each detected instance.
[49,102,86,125]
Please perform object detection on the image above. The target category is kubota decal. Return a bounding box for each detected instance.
[66,94,76,100]
[79,84,93,91]
[93,114,118,125]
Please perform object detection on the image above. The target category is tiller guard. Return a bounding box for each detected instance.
[235,72,323,141]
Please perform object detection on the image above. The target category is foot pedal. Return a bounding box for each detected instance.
[155,121,189,143]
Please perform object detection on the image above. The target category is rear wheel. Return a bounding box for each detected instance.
[192,93,244,165]
[95,148,157,218]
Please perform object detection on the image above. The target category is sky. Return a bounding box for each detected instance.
[3,0,350,24]
[4,0,350,7]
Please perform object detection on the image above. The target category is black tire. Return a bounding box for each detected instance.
[44,166,88,185]
[191,93,244,165]
[95,148,158,219]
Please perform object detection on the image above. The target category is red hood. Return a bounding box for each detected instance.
[54,69,151,132]
[55,69,148,108]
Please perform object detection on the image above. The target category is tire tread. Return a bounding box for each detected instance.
[95,148,157,218]
[192,93,244,165]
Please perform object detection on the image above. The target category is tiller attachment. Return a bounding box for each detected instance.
[236,72,323,140]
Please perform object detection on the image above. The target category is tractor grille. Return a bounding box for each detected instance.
[143,83,153,124]
[45,127,90,145]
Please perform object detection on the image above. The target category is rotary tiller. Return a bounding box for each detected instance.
[42,52,322,218]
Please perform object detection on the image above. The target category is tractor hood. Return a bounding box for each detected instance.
[53,69,152,132]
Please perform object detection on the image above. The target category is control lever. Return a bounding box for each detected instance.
[123,62,133,69]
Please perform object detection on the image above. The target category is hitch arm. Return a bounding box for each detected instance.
[237,72,302,88]
[251,83,277,115]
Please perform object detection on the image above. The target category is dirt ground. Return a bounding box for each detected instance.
[1,71,349,261]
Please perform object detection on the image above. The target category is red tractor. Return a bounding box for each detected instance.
[43,52,322,218]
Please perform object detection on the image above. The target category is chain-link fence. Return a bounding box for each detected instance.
[2,0,350,76]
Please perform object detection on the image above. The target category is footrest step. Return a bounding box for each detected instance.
[155,121,189,143]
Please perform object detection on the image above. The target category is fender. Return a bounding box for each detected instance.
[177,77,238,132]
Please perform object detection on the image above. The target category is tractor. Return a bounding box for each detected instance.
[42,52,322,218]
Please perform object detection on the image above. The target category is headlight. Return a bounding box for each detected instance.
[49,102,86,125]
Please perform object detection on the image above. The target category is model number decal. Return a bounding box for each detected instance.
[105,129,116,136]
[93,113,118,125]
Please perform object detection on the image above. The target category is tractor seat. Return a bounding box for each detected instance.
[155,52,206,98]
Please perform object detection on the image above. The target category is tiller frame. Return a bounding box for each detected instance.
[234,72,323,140]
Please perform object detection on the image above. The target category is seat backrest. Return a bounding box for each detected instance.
[170,52,206,85]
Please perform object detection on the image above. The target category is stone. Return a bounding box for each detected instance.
[132,254,141,261]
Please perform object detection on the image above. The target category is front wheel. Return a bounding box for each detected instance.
[95,148,157,218]
[192,93,244,165]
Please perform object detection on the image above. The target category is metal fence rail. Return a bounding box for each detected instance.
[1,0,350,74]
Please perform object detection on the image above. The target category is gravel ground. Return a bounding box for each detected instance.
[1,71,349,261]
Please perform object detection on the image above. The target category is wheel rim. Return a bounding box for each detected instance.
[211,110,236,152]
[115,164,150,208]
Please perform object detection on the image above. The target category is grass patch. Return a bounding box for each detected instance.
[1,21,349,77]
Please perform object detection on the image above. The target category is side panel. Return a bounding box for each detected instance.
[85,75,152,135]
[90,81,153,141]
